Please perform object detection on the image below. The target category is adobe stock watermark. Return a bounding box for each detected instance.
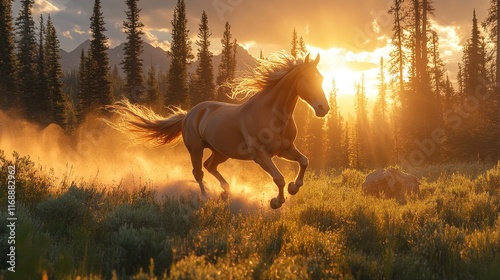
[6,165,17,273]
[237,107,292,157]
[399,79,492,169]
[213,0,244,21]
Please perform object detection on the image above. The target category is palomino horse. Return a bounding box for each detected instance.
[107,53,329,209]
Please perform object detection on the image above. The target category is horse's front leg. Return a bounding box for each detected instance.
[254,153,286,209]
[278,145,308,195]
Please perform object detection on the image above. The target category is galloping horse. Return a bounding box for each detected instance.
[107,53,329,209]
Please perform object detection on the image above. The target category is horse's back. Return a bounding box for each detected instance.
[182,101,249,157]
[187,101,240,124]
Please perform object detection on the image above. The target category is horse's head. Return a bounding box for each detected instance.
[295,54,330,117]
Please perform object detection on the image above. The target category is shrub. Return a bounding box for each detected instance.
[105,199,163,232]
[108,225,172,276]
[35,186,104,241]
[0,151,54,208]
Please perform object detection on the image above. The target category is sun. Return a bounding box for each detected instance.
[306,46,357,96]
[319,66,360,96]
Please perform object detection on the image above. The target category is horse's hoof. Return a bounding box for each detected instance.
[201,191,208,198]
[288,182,300,195]
[270,198,283,209]
[221,191,230,201]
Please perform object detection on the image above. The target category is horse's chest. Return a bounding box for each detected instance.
[264,134,292,155]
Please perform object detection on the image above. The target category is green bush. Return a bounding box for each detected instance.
[108,225,172,276]
[0,151,54,208]
[36,186,104,240]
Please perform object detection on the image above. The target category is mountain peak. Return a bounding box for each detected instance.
[60,40,257,76]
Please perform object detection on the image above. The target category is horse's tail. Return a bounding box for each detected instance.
[105,99,187,146]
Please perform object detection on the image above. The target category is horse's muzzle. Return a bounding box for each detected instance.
[315,104,330,118]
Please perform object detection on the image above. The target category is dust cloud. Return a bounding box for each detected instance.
[0,111,281,212]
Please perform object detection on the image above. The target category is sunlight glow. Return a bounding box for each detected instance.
[307,44,391,99]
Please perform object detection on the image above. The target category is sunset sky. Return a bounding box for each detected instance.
[15,0,492,98]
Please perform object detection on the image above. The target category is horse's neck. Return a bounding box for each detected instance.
[261,68,300,120]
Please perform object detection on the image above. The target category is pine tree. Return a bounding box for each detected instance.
[324,79,345,168]
[232,38,238,80]
[389,0,407,98]
[340,119,350,167]
[388,0,408,158]
[373,57,388,124]
[457,62,464,96]
[411,0,422,89]
[354,76,370,168]
[216,21,235,103]
[430,30,445,100]
[409,0,437,143]
[463,10,488,96]
[192,10,215,105]
[122,0,144,100]
[45,15,67,127]
[485,1,500,159]
[347,114,360,168]
[110,65,124,99]
[299,36,307,53]
[291,28,298,58]
[484,0,500,84]
[62,69,78,103]
[77,49,91,124]
[420,0,435,88]
[372,57,392,166]
[15,0,38,120]
[166,0,193,106]
[303,109,325,171]
[89,0,113,107]
[392,0,440,161]
[0,0,18,109]
[145,64,161,110]
[448,10,492,161]
[443,74,456,125]
[36,14,51,124]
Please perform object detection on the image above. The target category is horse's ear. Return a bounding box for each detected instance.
[314,54,320,65]
[304,53,310,64]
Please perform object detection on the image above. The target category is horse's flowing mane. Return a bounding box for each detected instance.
[229,52,306,100]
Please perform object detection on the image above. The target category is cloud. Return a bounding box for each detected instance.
[33,0,61,14]
[143,28,171,51]
[72,25,86,35]
[62,30,72,40]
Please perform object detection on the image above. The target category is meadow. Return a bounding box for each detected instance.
[1,149,500,280]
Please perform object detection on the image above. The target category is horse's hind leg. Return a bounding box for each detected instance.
[188,148,208,197]
[204,151,230,196]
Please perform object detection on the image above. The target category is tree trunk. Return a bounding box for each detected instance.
[414,0,421,88]
[422,0,428,86]
[497,0,500,85]
[396,1,404,95]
